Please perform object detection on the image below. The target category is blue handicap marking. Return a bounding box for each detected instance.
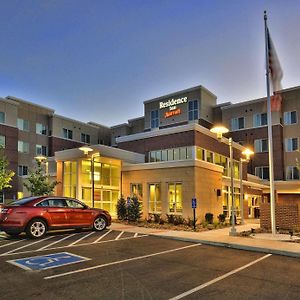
[8,252,90,271]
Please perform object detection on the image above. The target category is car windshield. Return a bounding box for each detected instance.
[8,196,41,206]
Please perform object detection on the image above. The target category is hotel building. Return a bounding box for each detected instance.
[1,84,299,223]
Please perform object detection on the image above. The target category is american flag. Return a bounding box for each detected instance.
[267,28,283,111]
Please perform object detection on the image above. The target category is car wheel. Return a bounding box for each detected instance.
[26,218,47,239]
[93,216,107,231]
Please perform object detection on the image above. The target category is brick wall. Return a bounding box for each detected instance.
[260,203,300,230]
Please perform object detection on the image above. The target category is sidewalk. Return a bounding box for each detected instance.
[110,222,300,258]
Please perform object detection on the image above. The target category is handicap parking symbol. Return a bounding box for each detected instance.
[7,252,90,271]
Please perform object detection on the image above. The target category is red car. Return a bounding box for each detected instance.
[0,196,111,239]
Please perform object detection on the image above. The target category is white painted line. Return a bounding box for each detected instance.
[68,232,95,246]
[44,243,200,280]
[134,233,138,238]
[115,231,124,240]
[0,240,24,249]
[168,254,272,300]
[0,236,54,256]
[1,234,149,257]
[37,234,77,251]
[92,230,112,243]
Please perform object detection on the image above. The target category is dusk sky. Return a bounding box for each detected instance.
[0,0,299,126]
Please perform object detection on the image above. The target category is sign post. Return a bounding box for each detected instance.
[191,198,197,230]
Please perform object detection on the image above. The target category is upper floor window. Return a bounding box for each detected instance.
[0,112,5,124]
[231,117,245,131]
[81,133,90,144]
[150,110,159,129]
[255,166,269,180]
[0,135,5,148]
[18,165,28,176]
[36,144,48,156]
[63,128,73,140]
[17,118,29,131]
[284,111,297,125]
[254,139,268,153]
[188,100,198,121]
[285,138,298,152]
[18,141,29,153]
[36,123,47,135]
[253,113,267,127]
[286,166,299,180]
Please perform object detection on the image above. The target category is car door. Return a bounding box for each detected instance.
[66,199,94,227]
[40,198,71,228]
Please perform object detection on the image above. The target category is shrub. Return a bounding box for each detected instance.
[116,196,127,220]
[173,215,184,225]
[205,213,214,224]
[153,214,161,223]
[127,196,142,222]
[166,214,175,224]
[185,217,198,227]
[218,214,226,223]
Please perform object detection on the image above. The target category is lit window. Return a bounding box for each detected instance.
[285,138,298,152]
[149,183,161,213]
[284,111,297,125]
[131,183,143,201]
[188,100,198,121]
[253,113,268,127]
[168,183,182,213]
[17,118,29,131]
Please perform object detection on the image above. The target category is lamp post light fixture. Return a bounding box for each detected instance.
[210,125,237,236]
[240,148,254,225]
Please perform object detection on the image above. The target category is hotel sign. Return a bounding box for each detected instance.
[159,96,188,118]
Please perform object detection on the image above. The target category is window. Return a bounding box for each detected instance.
[66,199,85,208]
[0,135,5,148]
[17,118,29,131]
[36,123,47,135]
[168,183,182,213]
[286,166,299,180]
[149,183,161,213]
[255,166,269,180]
[231,117,245,131]
[150,110,159,129]
[36,144,47,156]
[18,141,29,153]
[188,100,198,121]
[285,138,298,152]
[63,161,77,198]
[254,139,268,153]
[131,183,143,201]
[63,128,73,140]
[206,151,214,163]
[253,113,268,127]
[18,165,28,176]
[196,147,205,160]
[0,112,5,123]
[284,111,297,125]
[81,133,90,144]
[215,154,228,176]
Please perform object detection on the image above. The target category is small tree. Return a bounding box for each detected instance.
[0,146,15,199]
[116,196,127,220]
[23,159,58,196]
[127,196,142,222]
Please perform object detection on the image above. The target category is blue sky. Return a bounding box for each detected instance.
[0,0,299,126]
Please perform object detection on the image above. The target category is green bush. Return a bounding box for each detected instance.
[185,217,197,227]
[127,196,142,222]
[173,215,184,225]
[116,196,127,220]
[205,213,214,224]
[218,214,226,223]
[166,214,175,224]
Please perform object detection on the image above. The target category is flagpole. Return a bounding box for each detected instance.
[264,11,276,235]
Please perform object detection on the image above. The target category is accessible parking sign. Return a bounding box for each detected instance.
[7,252,90,271]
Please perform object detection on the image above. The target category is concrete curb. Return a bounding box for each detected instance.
[147,234,300,259]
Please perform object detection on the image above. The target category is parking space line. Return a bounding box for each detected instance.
[37,234,77,251]
[0,236,54,256]
[44,243,201,280]
[115,231,124,240]
[68,232,95,246]
[168,254,272,300]
[0,240,24,249]
[134,233,138,238]
[92,230,112,243]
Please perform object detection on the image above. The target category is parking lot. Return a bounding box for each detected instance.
[0,229,299,299]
